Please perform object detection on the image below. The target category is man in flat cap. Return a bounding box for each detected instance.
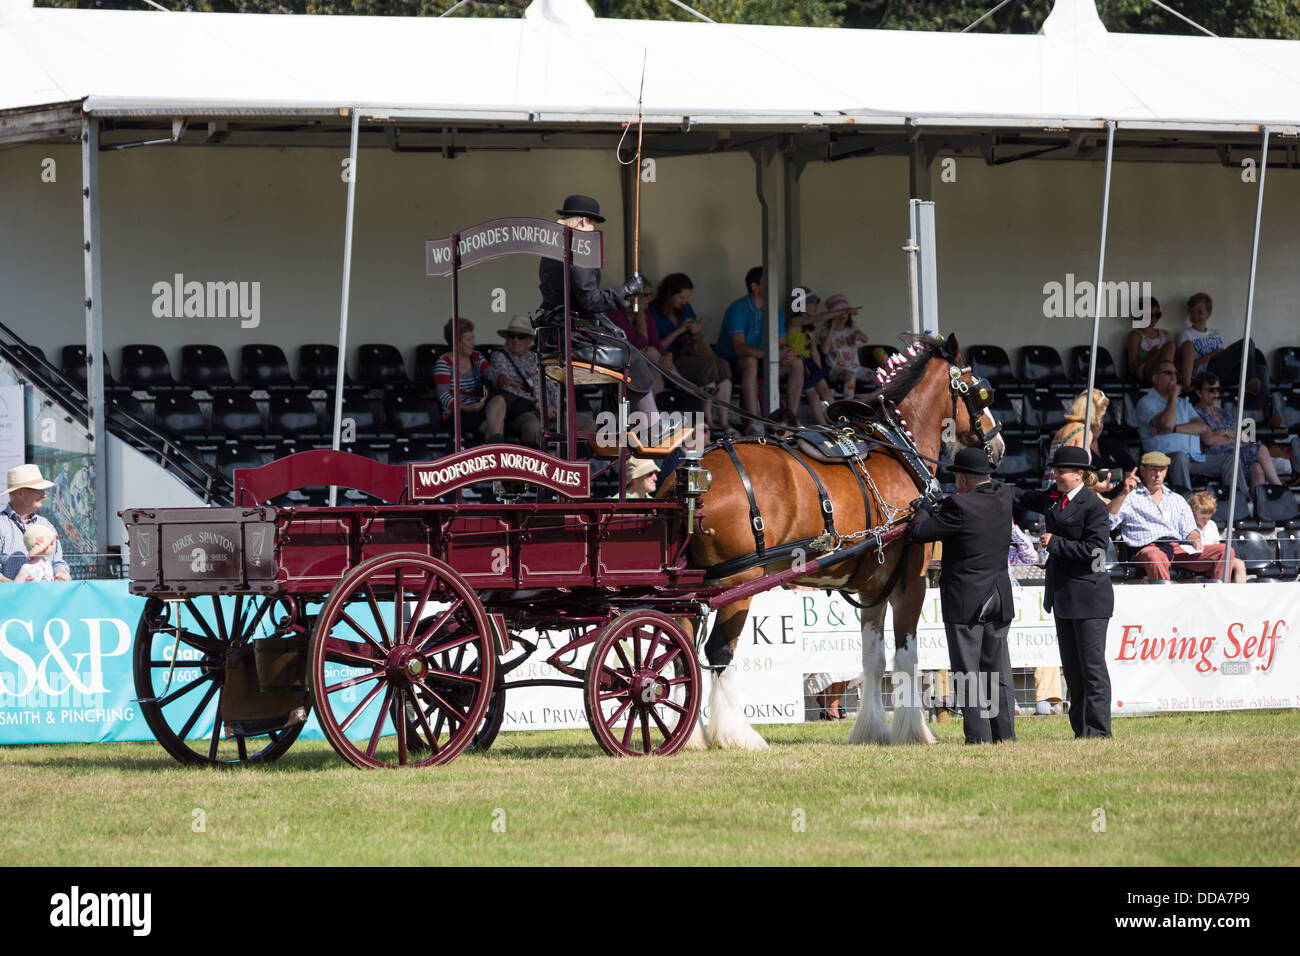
[908,447,1016,744]
[2,464,71,582]
[1109,450,1234,581]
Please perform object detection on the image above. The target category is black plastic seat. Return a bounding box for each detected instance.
[387,437,440,465]
[1020,345,1071,395]
[358,344,409,388]
[1070,345,1124,388]
[1104,538,1134,581]
[120,345,178,391]
[268,390,322,439]
[1021,391,1067,432]
[1252,485,1300,530]
[988,392,1028,437]
[995,436,1040,488]
[966,344,1019,391]
[210,389,265,437]
[1273,529,1300,579]
[240,344,298,390]
[1273,346,1300,389]
[154,393,207,439]
[215,441,266,484]
[299,344,350,389]
[334,393,382,438]
[1234,531,1282,579]
[180,345,236,390]
[61,346,118,390]
[384,388,438,438]
[413,344,450,385]
[107,392,153,444]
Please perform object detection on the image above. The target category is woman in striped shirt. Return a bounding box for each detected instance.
[434,317,519,445]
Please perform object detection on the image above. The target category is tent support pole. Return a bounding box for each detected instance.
[1084,121,1115,453]
[1223,126,1270,581]
[754,146,783,420]
[81,115,108,562]
[330,108,361,506]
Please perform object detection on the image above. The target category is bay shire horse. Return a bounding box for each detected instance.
[687,334,1005,748]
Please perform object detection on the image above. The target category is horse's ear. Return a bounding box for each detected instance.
[945,332,959,359]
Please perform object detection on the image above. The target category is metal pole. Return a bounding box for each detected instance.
[563,226,575,463]
[1223,126,1270,582]
[81,116,108,562]
[1083,121,1115,455]
[451,234,462,457]
[329,108,360,507]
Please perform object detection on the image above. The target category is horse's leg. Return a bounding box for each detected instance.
[888,554,939,745]
[700,600,768,751]
[677,615,709,750]
[845,597,891,745]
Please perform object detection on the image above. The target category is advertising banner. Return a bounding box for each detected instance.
[1,581,1296,746]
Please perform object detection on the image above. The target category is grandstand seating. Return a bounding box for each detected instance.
[966,344,1019,391]
[210,389,264,437]
[180,344,237,390]
[1069,345,1125,390]
[120,344,179,391]
[1252,484,1300,530]
[1019,345,1072,396]
[298,344,350,389]
[240,344,298,389]
[413,344,450,384]
[358,344,410,388]
[1274,346,1300,389]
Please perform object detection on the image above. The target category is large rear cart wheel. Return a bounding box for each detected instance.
[133,595,306,765]
[308,553,496,769]
[583,611,702,757]
[467,675,507,753]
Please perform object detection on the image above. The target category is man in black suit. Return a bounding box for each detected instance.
[1014,445,1114,738]
[908,447,1016,744]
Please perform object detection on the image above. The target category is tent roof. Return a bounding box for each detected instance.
[2,0,1300,133]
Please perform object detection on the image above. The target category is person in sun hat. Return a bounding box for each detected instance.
[624,456,659,499]
[1014,445,1114,737]
[14,526,58,582]
[2,464,70,582]
[907,446,1016,744]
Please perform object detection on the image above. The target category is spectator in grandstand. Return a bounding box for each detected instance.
[1107,451,1235,582]
[785,286,836,426]
[648,273,734,434]
[609,282,670,395]
[435,318,516,446]
[715,266,804,433]
[1043,389,1118,491]
[817,293,869,399]
[624,456,659,499]
[1014,446,1114,737]
[13,527,57,582]
[1125,296,1175,386]
[1175,291,1226,388]
[490,315,554,447]
[1187,491,1247,583]
[1136,360,1235,491]
[1189,371,1282,490]
[0,464,71,582]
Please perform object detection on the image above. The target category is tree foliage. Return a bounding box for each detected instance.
[34,0,1300,39]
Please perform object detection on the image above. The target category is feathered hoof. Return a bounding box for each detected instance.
[681,716,709,751]
[704,720,770,751]
[845,709,891,745]
[890,706,939,745]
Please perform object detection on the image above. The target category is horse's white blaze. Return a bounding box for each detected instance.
[847,609,890,745]
[703,666,769,751]
[890,635,938,744]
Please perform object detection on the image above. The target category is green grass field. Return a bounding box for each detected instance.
[3,710,1297,866]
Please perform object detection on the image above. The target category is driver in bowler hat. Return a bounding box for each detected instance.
[907,446,1016,744]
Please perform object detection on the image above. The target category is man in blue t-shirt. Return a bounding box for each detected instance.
[1135,359,1235,491]
[716,266,803,430]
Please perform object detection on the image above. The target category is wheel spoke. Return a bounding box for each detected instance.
[644,628,662,671]
[366,688,394,758]
[240,595,275,641]
[176,678,219,739]
[182,598,219,643]
[416,628,481,657]
[208,698,223,760]
[606,695,632,727]
[394,568,406,647]
[362,582,393,648]
[411,690,442,755]
[236,734,248,761]
[648,705,673,739]
[325,668,385,694]
[211,595,229,644]
[323,636,384,669]
[421,666,482,687]
[621,708,638,748]
[612,641,633,674]
[411,599,464,650]
[648,647,682,675]
[339,609,388,658]
[164,628,221,657]
[599,687,631,703]
[339,680,388,734]
[660,698,690,716]
[393,692,408,765]
[155,670,215,709]
[231,595,245,645]
[640,711,652,753]
[631,627,643,668]
[409,677,466,728]
[405,575,437,644]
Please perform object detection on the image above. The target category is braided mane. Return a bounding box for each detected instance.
[864,333,955,404]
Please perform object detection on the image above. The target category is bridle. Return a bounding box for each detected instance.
[947,363,1002,464]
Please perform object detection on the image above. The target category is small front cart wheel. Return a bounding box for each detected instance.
[583,611,702,757]
[133,595,306,765]
[308,553,496,769]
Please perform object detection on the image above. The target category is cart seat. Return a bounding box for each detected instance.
[589,426,694,460]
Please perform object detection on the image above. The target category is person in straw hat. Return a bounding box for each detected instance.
[490,313,597,447]
[2,464,70,581]
[14,526,58,582]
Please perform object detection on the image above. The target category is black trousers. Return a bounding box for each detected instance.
[1055,616,1112,738]
[946,621,1016,744]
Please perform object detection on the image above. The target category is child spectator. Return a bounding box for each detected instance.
[817,293,869,398]
[1187,490,1247,582]
[14,527,57,582]
[1176,292,1226,388]
[786,286,836,425]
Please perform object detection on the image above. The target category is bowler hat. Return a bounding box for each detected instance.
[1047,445,1097,471]
[556,194,605,223]
[6,464,55,495]
[950,446,994,475]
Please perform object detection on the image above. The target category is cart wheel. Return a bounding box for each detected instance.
[308,553,496,769]
[467,675,507,753]
[133,595,305,765]
[583,611,702,757]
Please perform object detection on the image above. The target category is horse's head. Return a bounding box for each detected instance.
[937,333,1005,468]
